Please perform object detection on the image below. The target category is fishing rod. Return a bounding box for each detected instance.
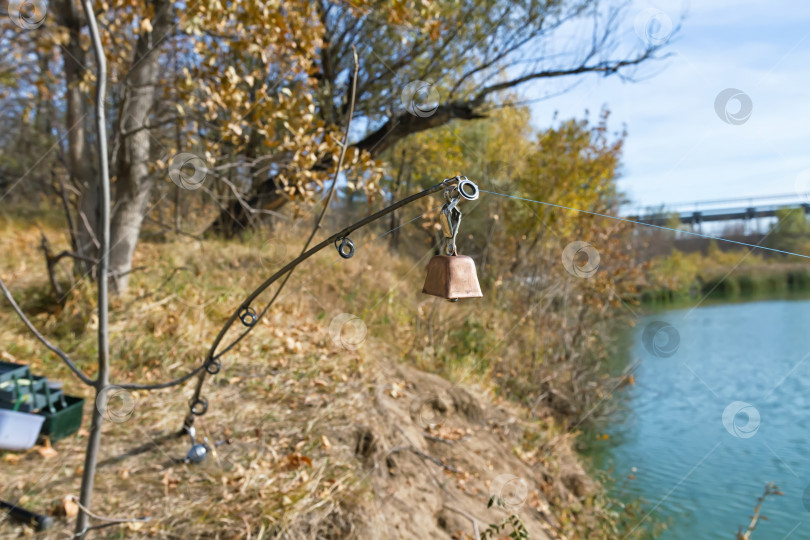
[181,175,481,429]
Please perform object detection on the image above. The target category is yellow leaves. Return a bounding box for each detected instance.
[48,27,72,47]
[111,0,380,203]
[426,19,442,41]
[225,65,238,85]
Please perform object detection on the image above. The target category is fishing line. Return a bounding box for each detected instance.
[375,204,442,238]
[481,189,810,261]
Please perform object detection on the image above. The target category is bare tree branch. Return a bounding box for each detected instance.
[69,494,150,539]
[305,45,360,246]
[0,277,94,386]
[472,49,663,103]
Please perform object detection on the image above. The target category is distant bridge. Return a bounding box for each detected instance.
[625,193,810,231]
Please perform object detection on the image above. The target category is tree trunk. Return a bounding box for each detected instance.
[53,0,95,271]
[388,148,407,251]
[108,0,172,293]
[206,176,287,238]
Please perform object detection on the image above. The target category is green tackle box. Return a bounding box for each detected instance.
[0,375,64,413]
[0,361,31,396]
[38,395,84,442]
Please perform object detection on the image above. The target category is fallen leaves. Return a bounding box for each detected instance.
[284,337,302,353]
[36,441,58,459]
[53,495,79,518]
[389,382,404,398]
[3,453,22,464]
[281,452,312,471]
[426,424,469,442]
[161,468,180,496]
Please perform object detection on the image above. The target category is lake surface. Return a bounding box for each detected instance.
[593,299,810,539]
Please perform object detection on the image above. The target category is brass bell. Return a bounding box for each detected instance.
[422,177,482,301]
[422,254,482,300]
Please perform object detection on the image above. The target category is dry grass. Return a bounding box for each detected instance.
[0,208,647,539]
[0,210,478,538]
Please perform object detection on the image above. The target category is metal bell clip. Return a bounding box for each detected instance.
[422,177,483,301]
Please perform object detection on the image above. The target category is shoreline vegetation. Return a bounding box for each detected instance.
[640,208,810,304]
[641,243,810,305]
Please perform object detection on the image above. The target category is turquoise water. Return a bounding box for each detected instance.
[596,299,810,539]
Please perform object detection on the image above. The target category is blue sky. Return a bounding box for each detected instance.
[527,0,810,211]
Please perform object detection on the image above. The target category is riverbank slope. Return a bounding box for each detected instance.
[0,213,645,538]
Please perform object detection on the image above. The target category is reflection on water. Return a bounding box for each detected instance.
[594,299,810,539]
